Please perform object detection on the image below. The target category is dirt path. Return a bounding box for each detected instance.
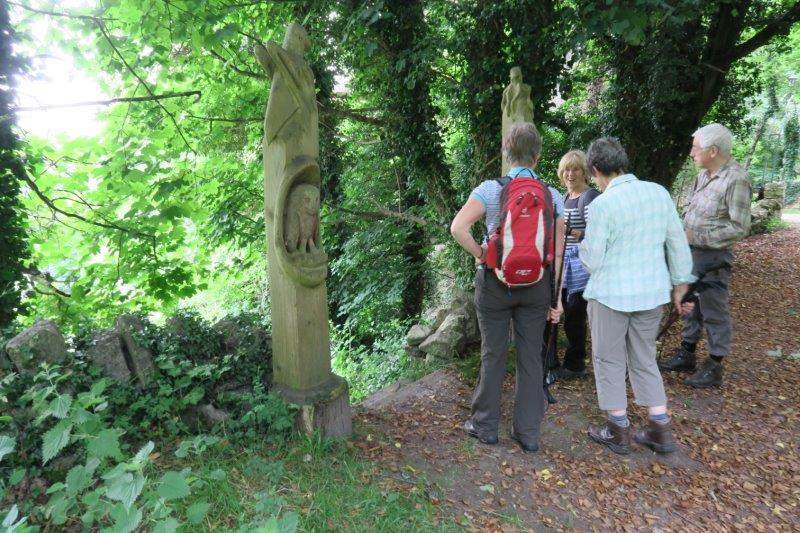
[783,211,800,225]
[355,227,800,531]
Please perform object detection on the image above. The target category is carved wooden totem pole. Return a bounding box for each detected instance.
[255,23,351,438]
[501,66,536,175]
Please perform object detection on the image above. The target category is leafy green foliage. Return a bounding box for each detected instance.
[10,0,800,355]
[69,311,291,440]
[0,436,15,464]
[0,310,298,529]
[764,216,791,232]
[331,320,431,402]
[573,0,799,187]
[157,472,191,501]
[782,114,799,181]
[0,365,190,530]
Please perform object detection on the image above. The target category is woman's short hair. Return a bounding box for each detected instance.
[502,123,542,166]
[557,150,589,187]
[586,137,629,176]
[693,123,733,156]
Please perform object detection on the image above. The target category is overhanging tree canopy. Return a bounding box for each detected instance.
[7,0,800,333]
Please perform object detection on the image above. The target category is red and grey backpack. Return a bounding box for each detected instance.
[484,175,555,287]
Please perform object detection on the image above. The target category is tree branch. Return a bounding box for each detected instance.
[329,204,429,227]
[22,268,71,298]
[221,1,276,7]
[21,172,153,238]
[8,1,109,22]
[729,2,800,62]
[95,22,196,154]
[186,113,262,123]
[429,65,459,86]
[208,46,384,128]
[14,90,201,111]
[319,101,385,127]
[208,49,268,79]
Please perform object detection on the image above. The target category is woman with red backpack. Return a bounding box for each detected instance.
[450,122,565,453]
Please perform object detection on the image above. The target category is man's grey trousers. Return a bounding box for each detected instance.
[587,300,667,411]
[681,247,734,357]
[470,269,550,443]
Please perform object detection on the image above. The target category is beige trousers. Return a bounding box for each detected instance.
[587,300,667,411]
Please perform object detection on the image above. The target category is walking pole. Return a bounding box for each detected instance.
[543,218,570,404]
[656,264,729,341]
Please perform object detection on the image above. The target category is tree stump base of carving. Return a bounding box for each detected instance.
[274,374,352,439]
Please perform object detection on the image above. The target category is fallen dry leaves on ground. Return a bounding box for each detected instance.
[355,226,800,531]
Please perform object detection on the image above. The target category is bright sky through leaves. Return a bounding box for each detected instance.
[12,0,105,139]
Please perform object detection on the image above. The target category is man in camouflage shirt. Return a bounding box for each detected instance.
[660,124,751,388]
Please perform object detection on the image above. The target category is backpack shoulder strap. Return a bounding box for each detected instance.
[495,176,513,188]
[576,189,590,220]
[577,187,601,218]
[536,180,555,218]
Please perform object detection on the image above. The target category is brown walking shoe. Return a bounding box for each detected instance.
[634,419,678,454]
[587,420,631,455]
[658,346,696,372]
[685,358,723,388]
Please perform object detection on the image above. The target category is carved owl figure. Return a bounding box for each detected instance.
[284,184,320,254]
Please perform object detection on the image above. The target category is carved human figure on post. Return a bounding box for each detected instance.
[501,67,536,175]
[502,67,534,126]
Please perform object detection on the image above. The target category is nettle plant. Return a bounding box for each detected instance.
[0,365,210,531]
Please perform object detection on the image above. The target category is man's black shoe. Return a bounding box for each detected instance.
[510,426,539,453]
[658,347,697,372]
[685,358,723,388]
[555,366,588,381]
[463,420,498,445]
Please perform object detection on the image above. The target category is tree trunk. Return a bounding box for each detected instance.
[368,0,457,320]
[602,2,756,190]
[0,0,31,327]
[457,0,561,183]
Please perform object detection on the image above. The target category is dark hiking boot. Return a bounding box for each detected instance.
[555,366,588,381]
[658,347,697,372]
[463,420,498,445]
[510,425,539,453]
[685,358,723,388]
[634,420,678,454]
[587,420,631,455]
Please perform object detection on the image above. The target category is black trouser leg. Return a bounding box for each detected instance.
[562,289,588,372]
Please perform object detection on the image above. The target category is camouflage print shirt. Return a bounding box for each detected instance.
[682,159,752,250]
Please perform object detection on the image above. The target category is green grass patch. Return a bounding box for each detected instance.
[766,216,791,232]
[783,207,800,214]
[156,432,455,531]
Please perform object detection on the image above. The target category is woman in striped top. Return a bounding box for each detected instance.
[555,150,600,379]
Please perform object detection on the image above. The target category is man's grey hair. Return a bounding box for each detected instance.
[586,137,629,176]
[502,122,542,166]
[693,123,733,156]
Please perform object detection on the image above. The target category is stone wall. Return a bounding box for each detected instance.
[750,181,786,235]
[404,288,479,362]
[2,315,272,431]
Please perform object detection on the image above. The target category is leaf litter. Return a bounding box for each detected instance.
[355,226,800,530]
